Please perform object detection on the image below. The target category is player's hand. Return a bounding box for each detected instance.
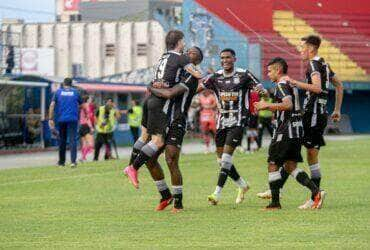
[152,81,167,89]
[331,110,341,122]
[48,120,55,129]
[282,76,296,86]
[254,100,269,111]
[254,83,266,96]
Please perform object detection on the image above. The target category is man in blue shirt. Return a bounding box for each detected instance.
[49,78,82,167]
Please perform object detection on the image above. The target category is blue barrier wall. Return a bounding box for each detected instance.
[328,90,370,133]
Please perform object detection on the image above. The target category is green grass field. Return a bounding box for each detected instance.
[1,139,370,249]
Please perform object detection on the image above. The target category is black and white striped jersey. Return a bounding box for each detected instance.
[272,81,303,142]
[170,72,199,125]
[304,56,335,115]
[149,51,191,115]
[202,68,260,129]
[153,51,190,87]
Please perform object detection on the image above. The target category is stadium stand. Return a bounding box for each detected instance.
[273,10,369,81]
[298,13,370,76]
[195,0,370,81]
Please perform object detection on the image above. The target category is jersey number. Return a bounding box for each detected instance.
[155,56,169,80]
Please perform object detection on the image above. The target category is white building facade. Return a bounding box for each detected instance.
[1,20,165,78]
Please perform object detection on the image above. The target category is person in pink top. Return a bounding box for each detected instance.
[79,96,95,161]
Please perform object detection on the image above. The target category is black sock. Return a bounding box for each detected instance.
[279,167,289,189]
[132,152,150,170]
[296,171,319,199]
[217,168,229,188]
[132,142,158,170]
[311,177,321,190]
[160,188,172,200]
[229,165,241,181]
[129,148,141,165]
[173,193,183,209]
[269,179,281,205]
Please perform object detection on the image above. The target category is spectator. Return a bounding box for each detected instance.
[126,100,143,143]
[25,108,41,144]
[79,96,95,162]
[257,93,274,148]
[49,78,82,168]
[94,98,120,161]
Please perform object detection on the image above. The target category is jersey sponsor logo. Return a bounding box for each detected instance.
[220,91,239,101]
[61,91,74,96]
[222,116,237,127]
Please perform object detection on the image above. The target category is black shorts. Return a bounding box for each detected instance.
[215,126,244,148]
[79,124,91,137]
[248,114,258,129]
[268,138,303,165]
[142,96,170,136]
[302,112,327,149]
[165,121,186,149]
[141,98,148,128]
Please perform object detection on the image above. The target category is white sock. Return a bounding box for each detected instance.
[154,179,168,192]
[214,186,222,197]
[234,177,247,189]
[172,185,183,195]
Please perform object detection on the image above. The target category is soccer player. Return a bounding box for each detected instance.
[123,30,202,188]
[198,48,262,205]
[145,46,203,212]
[255,57,324,210]
[257,35,343,207]
[199,89,217,153]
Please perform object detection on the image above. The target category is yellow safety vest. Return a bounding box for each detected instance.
[96,106,116,133]
[258,98,273,118]
[127,105,142,128]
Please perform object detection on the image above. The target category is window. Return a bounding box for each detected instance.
[105,43,116,57]
[105,44,115,57]
[137,43,147,56]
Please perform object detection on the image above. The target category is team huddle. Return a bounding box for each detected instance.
[123,30,343,212]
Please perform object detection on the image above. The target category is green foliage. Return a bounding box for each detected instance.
[0,139,369,249]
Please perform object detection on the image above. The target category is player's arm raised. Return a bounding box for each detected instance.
[255,83,292,111]
[284,74,322,94]
[255,96,292,112]
[148,83,188,99]
[283,60,322,93]
[331,75,343,122]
